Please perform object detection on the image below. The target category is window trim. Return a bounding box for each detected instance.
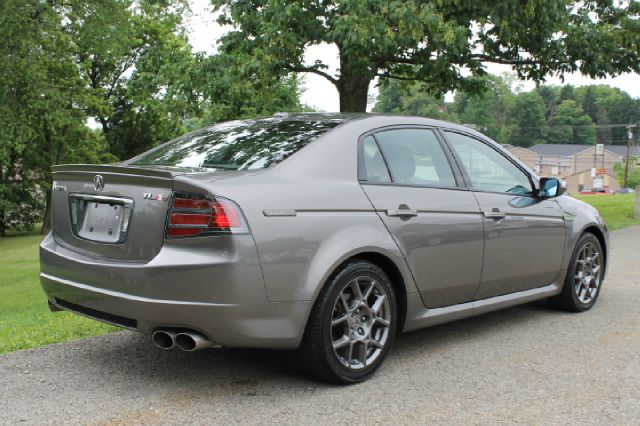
[439,128,537,198]
[357,125,465,190]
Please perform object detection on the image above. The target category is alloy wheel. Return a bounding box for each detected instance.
[574,241,602,304]
[330,276,391,370]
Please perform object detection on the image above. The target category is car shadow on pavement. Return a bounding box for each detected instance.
[64,299,565,391]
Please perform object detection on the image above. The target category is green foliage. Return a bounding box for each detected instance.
[0,229,117,354]
[547,100,596,144]
[0,0,304,235]
[213,0,640,112]
[614,160,640,189]
[454,75,517,143]
[373,80,458,121]
[507,92,548,147]
[374,74,640,148]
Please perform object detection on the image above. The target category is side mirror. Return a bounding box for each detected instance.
[538,177,567,198]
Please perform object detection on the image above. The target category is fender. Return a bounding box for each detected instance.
[302,223,419,304]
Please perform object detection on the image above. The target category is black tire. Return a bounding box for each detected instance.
[550,233,605,312]
[298,260,397,384]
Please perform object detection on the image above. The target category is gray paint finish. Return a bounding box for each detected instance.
[40,113,609,350]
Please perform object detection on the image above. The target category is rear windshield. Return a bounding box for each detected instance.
[130,117,344,170]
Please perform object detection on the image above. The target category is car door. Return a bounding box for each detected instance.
[359,127,485,308]
[442,130,566,299]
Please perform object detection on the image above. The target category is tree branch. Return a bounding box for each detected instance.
[284,64,338,87]
[469,54,569,67]
[375,73,421,82]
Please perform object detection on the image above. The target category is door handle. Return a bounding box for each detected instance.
[386,206,418,217]
[483,209,506,220]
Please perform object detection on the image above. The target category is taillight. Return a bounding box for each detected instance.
[166,192,249,238]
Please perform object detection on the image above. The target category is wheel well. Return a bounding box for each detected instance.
[343,252,407,334]
[582,226,607,273]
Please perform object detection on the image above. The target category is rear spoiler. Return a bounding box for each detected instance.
[51,164,191,179]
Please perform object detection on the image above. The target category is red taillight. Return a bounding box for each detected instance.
[166,193,247,238]
[212,199,241,228]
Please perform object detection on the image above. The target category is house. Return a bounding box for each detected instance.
[504,144,639,193]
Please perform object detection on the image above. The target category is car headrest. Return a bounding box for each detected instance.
[385,145,415,182]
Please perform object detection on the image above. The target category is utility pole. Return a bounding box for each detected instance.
[623,124,636,189]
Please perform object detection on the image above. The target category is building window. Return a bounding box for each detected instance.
[534,165,540,173]
[551,166,559,175]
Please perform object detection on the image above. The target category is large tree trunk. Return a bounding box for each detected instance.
[338,76,370,112]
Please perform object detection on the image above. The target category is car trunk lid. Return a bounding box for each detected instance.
[50,164,192,262]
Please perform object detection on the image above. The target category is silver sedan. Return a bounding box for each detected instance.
[40,113,608,383]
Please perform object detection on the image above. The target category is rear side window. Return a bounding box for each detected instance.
[372,129,456,187]
[361,136,392,183]
[130,118,344,170]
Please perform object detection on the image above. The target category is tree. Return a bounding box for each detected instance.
[547,100,596,144]
[0,1,310,236]
[373,80,457,121]
[453,75,515,143]
[507,92,548,147]
[212,0,640,112]
[614,160,640,189]
[0,1,114,235]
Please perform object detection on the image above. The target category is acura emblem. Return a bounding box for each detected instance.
[93,175,104,192]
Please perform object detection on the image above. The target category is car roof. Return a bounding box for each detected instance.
[275,112,482,137]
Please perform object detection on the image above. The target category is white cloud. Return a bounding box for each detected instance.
[186,0,640,113]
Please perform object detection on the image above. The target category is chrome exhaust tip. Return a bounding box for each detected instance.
[152,330,176,349]
[175,332,214,351]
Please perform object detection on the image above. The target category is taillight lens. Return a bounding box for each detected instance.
[166,193,249,238]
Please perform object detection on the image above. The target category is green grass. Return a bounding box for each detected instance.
[572,193,640,231]
[0,229,117,354]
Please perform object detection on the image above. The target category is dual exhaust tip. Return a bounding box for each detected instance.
[152,330,217,351]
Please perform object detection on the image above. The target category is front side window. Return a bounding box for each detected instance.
[445,131,533,195]
[371,129,457,187]
[131,117,344,170]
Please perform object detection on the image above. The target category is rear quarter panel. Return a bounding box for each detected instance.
[175,119,420,303]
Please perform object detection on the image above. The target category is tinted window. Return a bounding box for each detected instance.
[445,131,533,195]
[131,118,344,170]
[374,129,456,187]
[361,135,392,183]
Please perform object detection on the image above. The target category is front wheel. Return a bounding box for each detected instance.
[550,233,605,312]
[298,260,397,384]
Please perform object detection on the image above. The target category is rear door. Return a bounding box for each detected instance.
[359,127,485,308]
[442,130,566,299]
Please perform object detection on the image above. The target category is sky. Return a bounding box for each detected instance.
[186,0,640,112]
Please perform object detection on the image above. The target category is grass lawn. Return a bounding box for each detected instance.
[572,193,640,231]
[0,229,117,354]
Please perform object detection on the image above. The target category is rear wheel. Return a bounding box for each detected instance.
[298,260,397,384]
[551,233,604,312]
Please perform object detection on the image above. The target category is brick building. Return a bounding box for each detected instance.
[504,144,639,193]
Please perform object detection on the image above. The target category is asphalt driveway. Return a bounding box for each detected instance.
[2,226,639,424]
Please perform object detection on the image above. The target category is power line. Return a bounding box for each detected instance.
[511,123,639,130]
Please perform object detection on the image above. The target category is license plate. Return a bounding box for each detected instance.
[69,194,134,244]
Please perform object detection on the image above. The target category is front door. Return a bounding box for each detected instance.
[359,127,485,308]
[442,130,566,299]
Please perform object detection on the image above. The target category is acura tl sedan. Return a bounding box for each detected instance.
[40,113,608,383]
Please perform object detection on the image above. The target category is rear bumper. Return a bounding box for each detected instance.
[39,232,310,349]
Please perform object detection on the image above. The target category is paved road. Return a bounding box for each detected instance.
[2,227,640,425]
